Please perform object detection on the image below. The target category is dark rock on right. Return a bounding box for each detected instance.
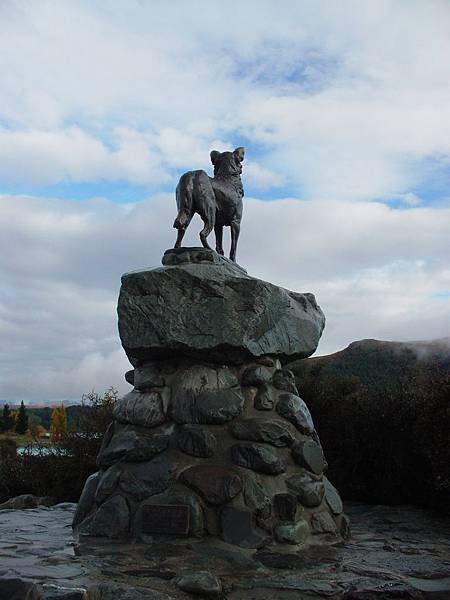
[286,472,325,507]
[291,438,325,474]
[276,392,315,434]
[231,442,286,475]
[288,337,450,510]
[230,417,296,447]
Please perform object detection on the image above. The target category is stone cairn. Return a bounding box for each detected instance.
[73,247,349,549]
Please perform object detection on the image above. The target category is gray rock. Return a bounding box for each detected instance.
[324,477,344,515]
[95,464,122,505]
[242,473,271,518]
[87,583,171,600]
[0,494,55,510]
[274,520,309,544]
[272,369,299,394]
[136,488,204,538]
[291,439,325,474]
[97,430,169,467]
[311,511,338,535]
[231,443,285,475]
[83,495,130,538]
[119,455,173,501]
[40,587,85,600]
[230,417,295,447]
[180,465,242,505]
[286,473,325,507]
[170,364,244,424]
[125,369,134,385]
[176,571,222,597]
[241,365,273,387]
[118,249,325,364]
[177,425,217,458]
[336,513,350,539]
[73,472,99,527]
[133,363,165,389]
[0,578,42,600]
[220,505,267,548]
[254,383,275,410]
[276,393,314,434]
[113,390,165,428]
[273,492,300,522]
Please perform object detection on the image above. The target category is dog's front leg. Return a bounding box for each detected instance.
[215,225,224,256]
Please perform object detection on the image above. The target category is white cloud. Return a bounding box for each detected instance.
[1,2,450,401]
[0,1,449,198]
[0,193,449,401]
[0,127,169,185]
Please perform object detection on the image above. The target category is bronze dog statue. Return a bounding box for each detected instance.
[173,147,245,262]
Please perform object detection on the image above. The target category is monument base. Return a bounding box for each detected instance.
[73,249,348,549]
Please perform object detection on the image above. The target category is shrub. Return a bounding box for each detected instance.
[0,388,117,504]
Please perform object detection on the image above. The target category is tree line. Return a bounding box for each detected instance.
[0,401,69,441]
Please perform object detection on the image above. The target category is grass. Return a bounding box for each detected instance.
[0,432,51,446]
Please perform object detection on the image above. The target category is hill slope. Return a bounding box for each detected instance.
[288,338,450,511]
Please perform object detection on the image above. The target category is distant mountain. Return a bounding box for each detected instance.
[288,337,450,511]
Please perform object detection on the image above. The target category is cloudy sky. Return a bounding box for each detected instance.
[1,0,449,402]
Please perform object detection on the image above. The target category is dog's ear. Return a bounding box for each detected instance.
[233,147,245,162]
[210,150,221,165]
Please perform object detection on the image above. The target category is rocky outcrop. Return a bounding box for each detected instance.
[74,248,345,550]
[118,247,325,365]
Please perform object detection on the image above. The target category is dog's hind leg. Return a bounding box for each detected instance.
[230,220,240,262]
[174,226,186,248]
[214,224,224,255]
[199,214,214,249]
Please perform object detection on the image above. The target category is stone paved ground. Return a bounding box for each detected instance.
[0,502,449,599]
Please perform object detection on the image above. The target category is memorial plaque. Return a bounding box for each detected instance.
[142,504,190,535]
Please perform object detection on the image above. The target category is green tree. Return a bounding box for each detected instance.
[15,401,29,435]
[1,404,13,432]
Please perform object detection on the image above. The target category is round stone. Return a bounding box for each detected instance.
[230,418,295,447]
[311,511,338,535]
[241,365,273,387]
[276,393,314,434]
[254,384,275,410]
[274,520,309,544]
[286,473,325,508]
[177,426,217,458]
[324,477,344,515]
[180,465,242,505]
[170,365,244,424]
[272,369,298,394]
[113,390,165,428]
[231,443,285,475]
[291,439,325,474]
[176,572,222,597]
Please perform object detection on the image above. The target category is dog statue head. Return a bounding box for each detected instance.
[210,147,245,180]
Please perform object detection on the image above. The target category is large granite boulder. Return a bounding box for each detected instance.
[118,247,325,365]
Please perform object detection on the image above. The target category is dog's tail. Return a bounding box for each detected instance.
[173,174,193,229]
